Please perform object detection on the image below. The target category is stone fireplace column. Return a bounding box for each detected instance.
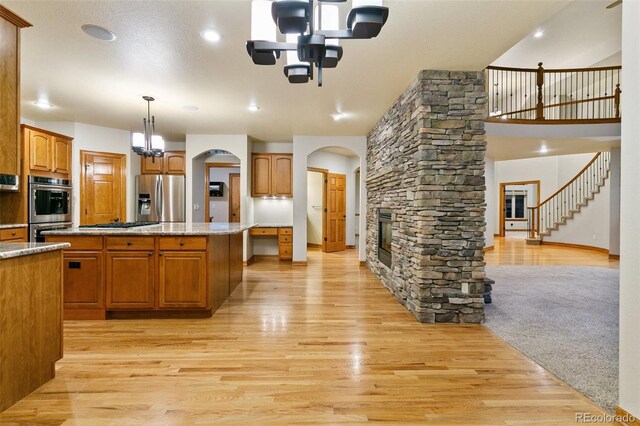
[366,70,487,324]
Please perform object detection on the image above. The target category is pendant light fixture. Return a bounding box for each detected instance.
[246,0,388,87]
[131,96,165,158]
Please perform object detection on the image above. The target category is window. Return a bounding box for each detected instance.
[504,190,527,219]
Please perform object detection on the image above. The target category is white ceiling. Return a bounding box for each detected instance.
[5,0,570,142]
[492,0,621,69]
[487,135,620,161]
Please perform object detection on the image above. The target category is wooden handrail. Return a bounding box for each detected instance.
[538,153,601,208]
[493,95,615,118]
[487,64,621,73]
[487,62,621,122]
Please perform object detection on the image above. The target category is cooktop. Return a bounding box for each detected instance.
[79,221,159,229]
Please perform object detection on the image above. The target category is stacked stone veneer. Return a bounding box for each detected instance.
[366,70,487,323]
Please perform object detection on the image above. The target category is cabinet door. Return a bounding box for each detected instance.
[252,154,272,197]
[53,137,71,175]
[164,151,186,175]
[0,18,19,176]
[29,129,53,173]
[141,156,163,174]
[158,251,207,308]
[63,251,104,309]
[106,251,155,309]
[271,154,293,196]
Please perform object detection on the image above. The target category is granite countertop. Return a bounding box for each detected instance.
[255,223,293,228]
[0,224,28,229]
[43,222,255,236]
[0,242,70,260]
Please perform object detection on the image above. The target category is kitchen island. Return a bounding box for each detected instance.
[44,223,253,320]
[0,242,68,412]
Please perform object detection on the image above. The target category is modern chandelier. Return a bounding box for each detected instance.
[131,96,165,158]
[246,0,389,86]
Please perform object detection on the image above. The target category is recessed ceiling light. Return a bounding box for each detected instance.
[331,112,346,121]
[248,104,260,112]
[34,100,54,109]
[182,105,199,111]
[534,30,544,38]
[201,29,221,43]
[81,24,116,42]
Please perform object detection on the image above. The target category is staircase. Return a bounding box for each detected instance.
[526,152,611,244]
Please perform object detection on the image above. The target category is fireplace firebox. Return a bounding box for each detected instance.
[378,209,392,268]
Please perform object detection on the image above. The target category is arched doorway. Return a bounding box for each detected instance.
[305,146,361,258]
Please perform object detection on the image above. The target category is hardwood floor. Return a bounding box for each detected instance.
[0,247,611,424]
[486,237,620,268]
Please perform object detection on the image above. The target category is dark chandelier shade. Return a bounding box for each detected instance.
[246,0,389,86]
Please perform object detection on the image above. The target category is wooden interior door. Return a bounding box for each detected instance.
[81,151,126,225]
[229,173,241,222]
[325,173,347,253]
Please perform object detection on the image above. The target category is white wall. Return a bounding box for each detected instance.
[545,178,610,249]
[485,157,496,248]
[185,134,252,261]
[494,152,611,249]
[307,171,323,245]
[34,121,134,226]
[292,136,367,262]
[609,146,621,256]
[619,1,640,417]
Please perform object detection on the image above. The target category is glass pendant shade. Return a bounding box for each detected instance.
[286,33,303,65]
[251,0,276,41]
[151,135,165,152]
[132,132,145,149]
[314,4,339,46]
[352,0,383,7]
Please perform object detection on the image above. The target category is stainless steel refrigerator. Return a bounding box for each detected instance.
[135,175,185,222]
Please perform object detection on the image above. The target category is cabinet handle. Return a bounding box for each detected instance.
[127,242,133,246]
[149,252,153,257]
[159,252,163,257]
[179,241,184,246]
[11,232,16,236]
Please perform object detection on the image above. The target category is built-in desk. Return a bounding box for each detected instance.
[249,225,292,261]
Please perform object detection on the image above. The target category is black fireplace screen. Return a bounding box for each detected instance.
[378,209,392,268]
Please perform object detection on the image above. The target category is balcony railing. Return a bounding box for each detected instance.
[486,63,621,124]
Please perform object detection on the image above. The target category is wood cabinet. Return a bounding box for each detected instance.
[46,236,105,320]
[45,233,243,319]
[0,226,27,242]
[0,249,62,412]
[141,151,186,175]
[106,250,155,309]
[0,7,30,177]
[53,137,71,174]
[249,226,293,261]
[251,153,293,197]
[23,125,73,178]
[278,227,293,261]
[159,251,207,308]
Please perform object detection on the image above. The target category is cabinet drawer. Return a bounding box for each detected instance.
[249,227,277,236]
[158,236,206,251]
[106,237,155,251]
[0,227,27,241]
[278,244,292,260]
[278,234,292,244]
[46,235,103,250]
[278,227,293,235]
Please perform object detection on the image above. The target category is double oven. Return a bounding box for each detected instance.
[29,176,72,242]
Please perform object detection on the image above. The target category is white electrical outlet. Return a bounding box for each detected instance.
[193,203,200,210]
